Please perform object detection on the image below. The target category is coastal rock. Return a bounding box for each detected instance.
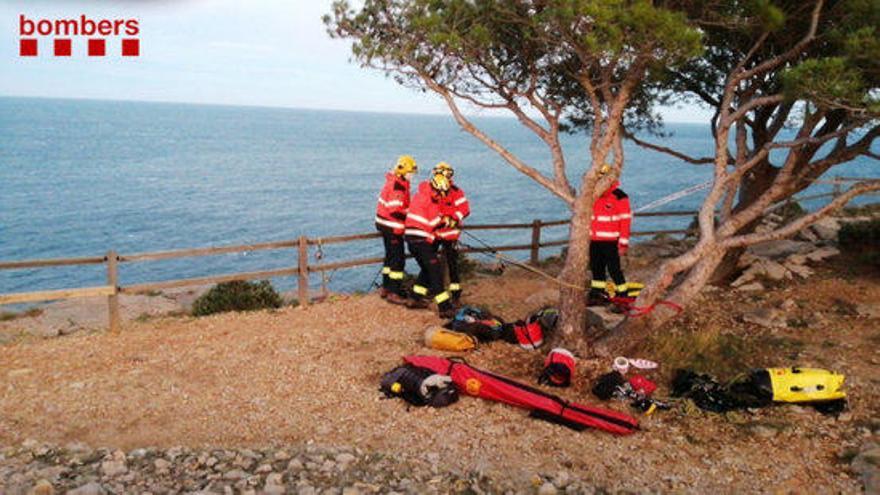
[852,443,880,495]
[100,460,127,477]
[747,240,812,259]
[784,263,814,279]
[67,482,106,495]
[586,307,625,331]
[735,282,765,292]
[806,247,840,263]
[27,479,54,495]
[810,217,840,241]
[856,303,880,319]
[742,308,787,328]
[796,228,819,243]
[750,425,778,439]
[538,482,559,495]
[26,326,60,338]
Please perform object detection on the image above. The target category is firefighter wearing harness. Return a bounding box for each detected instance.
[405,173,456,318]
[589,165,633,305]
[375,155,417,306]
[433,162,470,304]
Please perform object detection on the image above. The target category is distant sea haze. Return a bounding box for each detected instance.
[0,97,874,295]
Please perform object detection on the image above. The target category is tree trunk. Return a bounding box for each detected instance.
[711,159,778,284]
[554,191,595,356]
[593,241,725,356]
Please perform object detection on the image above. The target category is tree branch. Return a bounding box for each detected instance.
[731,0,824,86]
[719,181,880,248]
[421,75,576,206]
[624,131,715,164]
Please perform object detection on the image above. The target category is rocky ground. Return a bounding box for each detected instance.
[1,212,879,494]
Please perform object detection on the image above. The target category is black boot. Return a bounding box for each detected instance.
[438,301,456,319]
[587,289,609,306]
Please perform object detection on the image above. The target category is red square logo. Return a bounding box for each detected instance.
[122,38,139,57]
[88,39,106,56]
[54,39,72,57]
[20,38,37,56]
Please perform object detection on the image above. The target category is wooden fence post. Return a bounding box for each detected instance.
[298,236,309,306]
[106,250,120,334]
[530,219,542,266]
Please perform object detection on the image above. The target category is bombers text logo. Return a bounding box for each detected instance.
[19,15,140,57]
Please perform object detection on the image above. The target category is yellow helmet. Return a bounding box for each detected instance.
[394,155,418,176]
[599,163,612,175]
[430,172,450,194]
[433,161,454,178]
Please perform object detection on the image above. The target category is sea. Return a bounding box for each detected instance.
[0,96,876,297]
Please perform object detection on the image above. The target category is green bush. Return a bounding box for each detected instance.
[838,218,880,247]
[192,280,283,317]
[839,218,880,267]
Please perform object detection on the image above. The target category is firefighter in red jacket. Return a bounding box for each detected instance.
[375,155,417,305]
[433,162,470,303]
[405,173,456,318]
[589,172,633,305]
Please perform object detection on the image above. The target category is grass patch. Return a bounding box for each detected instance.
[0,308,44,322]
[134,313,153,323]
[841,202,880,217]
[646,328,753,378]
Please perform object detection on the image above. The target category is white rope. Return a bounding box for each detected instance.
[635,180,713,213]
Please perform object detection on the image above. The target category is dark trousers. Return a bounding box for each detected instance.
[379,229,406,295]
[590,240,626,295]
[406,237,451,309]
[439,240,462,298]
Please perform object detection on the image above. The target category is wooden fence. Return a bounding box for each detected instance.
[0,211,700,332]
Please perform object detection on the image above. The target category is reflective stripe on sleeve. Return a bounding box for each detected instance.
[591,280,607,289]
[376,216,405,230]
[388,271,405,280]
[407,213,441,227]
[377,197,404,208]
[448,283,461,292]
[619,238,630,245]
[593,231,620,238]
[434,291,451,304]
[413,285,428,296]
[454,197,468,206]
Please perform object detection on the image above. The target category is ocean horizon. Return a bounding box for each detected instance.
[1,96,875,296]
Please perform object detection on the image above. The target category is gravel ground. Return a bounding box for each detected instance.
[1,257,878,493]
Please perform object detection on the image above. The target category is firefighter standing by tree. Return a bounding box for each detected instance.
[405,172,456,318]
[375,155,417,306]
[433,162,470,304]
[588,166,635,305]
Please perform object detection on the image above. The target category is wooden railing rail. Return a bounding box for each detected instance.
[0,207,792,332]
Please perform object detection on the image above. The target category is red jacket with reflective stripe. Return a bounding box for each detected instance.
[590,181,632,245]
[405,181,444,243]
[375,173,410,235]
[436,184,470,241]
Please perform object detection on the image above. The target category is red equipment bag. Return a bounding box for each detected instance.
[538,348,576,387]
[403,355,638,435]
[628,375,657,396]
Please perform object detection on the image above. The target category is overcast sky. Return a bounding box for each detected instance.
[1,0,713,121]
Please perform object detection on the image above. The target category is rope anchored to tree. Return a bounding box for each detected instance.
[461,230,684,318]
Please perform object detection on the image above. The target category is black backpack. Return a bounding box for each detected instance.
[380,364,458,408]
